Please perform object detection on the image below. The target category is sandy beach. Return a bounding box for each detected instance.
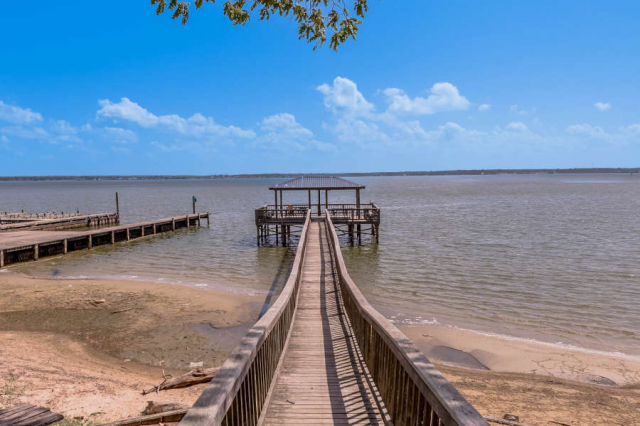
[1,271,639,425]
[401,325,640,425]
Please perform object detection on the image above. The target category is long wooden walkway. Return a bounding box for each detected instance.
[180,211,488,426]
[262,218,385,425]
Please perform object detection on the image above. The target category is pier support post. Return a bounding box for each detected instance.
[282,224,286,246]
[126,228,130,241]
[63,240,68,254]
[88,236,92,249]
[206,213,210,226]
[171,218,175,231]
[0,250,4,268]
[349,225,354,245]
[33,245,39,261]
[141,226,145,237]
[257,226,260,246]
[111,231,115,244]
[153,224,157,234]
[115,192,120,220]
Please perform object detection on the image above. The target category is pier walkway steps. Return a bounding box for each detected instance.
[180,211,488,426]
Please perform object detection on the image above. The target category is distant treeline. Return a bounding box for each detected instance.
[1,168,639,181]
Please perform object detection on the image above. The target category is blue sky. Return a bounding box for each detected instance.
[1,1,639,175]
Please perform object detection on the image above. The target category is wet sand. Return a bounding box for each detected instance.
[1,271,639,424]
[0,271,261,422]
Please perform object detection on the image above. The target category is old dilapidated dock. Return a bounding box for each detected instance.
[0,212,118,231]
[180,177,487,426]
[0,213,209,269]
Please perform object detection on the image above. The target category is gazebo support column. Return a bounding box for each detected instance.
[325,190,328,211]
[274,190,279,245]
[317,190,321,216]
[356,188,361,242]
[308,190,311,210]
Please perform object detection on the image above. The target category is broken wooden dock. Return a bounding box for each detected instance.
[0,213,210,269]
[0,212,118,232]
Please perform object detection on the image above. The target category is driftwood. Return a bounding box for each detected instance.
[143,401,189,415]
[142,367,220,395]
[486,417,534,426]
[99,409,187,426]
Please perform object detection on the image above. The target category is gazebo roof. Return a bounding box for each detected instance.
[270,176,365,191]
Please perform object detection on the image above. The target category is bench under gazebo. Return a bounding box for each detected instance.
[254,176,380,245]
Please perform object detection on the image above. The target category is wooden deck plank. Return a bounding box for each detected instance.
[262,219,384,425]
[0,405,63,426]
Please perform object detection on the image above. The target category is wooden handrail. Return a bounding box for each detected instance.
[325,212,489,426]
[179,210,312,426]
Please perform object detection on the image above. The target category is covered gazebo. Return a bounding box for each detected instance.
[270,176,365,216]
[255,176,379,246]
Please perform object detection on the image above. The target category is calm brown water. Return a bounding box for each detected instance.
[2,175,639,356]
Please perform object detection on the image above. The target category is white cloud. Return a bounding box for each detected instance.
[258,113,334,151]
[97,98,255,139]
[566,123,609,139]
[382,82,470,115]
[51,120,78,134]
[101,127,139,144]
[317,77,374,116]
[0,100,43,124]
[478,104,491,111]
[318,77,472,146]
[620,124,640,135]
[0,126,49,140]
[506,122,528,132]
[594,102,611,111]
[510,104,537,116]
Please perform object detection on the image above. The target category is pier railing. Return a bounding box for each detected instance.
[255,203,380,224]
[255,205,309,224]
[325,212,489,426]
[180,210,312,426]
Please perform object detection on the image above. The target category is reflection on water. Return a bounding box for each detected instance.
[2,175,640,356]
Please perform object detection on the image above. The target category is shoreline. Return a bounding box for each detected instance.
[15,267,640,362]
[1,271,639,424]
[400,324,640,386]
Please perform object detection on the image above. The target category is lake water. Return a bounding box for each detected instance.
[2,175,639,357]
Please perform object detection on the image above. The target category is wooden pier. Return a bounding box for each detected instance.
[180,209,487,426]
[0,212,119,232]
[0,213,209,269]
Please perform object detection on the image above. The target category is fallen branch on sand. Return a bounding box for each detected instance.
[100,409,188,426]
[486,417,534,426]
[142,367,220,395]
